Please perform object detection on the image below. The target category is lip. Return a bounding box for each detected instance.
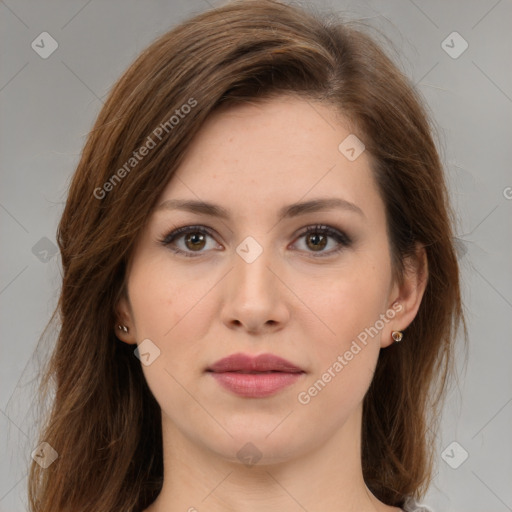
[207,353,305,398]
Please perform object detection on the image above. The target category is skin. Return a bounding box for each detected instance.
[116,95,427,512]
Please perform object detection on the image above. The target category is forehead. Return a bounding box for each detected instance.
[155,95,382,223]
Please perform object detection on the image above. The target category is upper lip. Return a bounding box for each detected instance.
[207,353,304,373]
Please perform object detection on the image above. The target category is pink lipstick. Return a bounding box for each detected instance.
[207,353,305,398]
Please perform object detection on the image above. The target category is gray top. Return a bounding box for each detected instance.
[401,496,435,512]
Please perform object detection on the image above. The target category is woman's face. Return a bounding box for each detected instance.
[117,95,419,464]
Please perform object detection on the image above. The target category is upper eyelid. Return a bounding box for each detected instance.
[161,223,351,248]
[162,223,345,238]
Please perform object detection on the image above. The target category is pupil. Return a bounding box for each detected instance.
[187,233,205,250]
[308,234,326,251]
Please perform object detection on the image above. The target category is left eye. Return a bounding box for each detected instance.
[159,224,352,258]
[294,225,352,256]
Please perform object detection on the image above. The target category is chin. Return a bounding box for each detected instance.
[194,418,315,466]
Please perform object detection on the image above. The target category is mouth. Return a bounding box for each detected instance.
[206,353,305,398]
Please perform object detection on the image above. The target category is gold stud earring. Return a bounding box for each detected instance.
[391,330,403,343]
[118,324,129,333]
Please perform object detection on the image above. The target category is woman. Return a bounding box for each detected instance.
[28,1,465,511]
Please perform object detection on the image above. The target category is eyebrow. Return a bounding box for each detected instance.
[155,197,365,220]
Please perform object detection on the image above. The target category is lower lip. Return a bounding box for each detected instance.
[209,372,304,398]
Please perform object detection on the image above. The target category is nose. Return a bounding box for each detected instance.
[221,240,290,335]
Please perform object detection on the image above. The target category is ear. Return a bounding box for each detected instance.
[381,243,428,348]
[114,291,137,345]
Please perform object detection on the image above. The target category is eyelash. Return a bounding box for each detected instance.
[158,224,352,259]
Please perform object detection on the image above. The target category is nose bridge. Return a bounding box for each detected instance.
[233,234,276,300]
[221,232,288,331]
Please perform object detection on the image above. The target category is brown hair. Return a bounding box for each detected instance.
[28,1,465,510]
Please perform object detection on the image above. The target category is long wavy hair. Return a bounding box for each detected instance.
[27,1,465,510]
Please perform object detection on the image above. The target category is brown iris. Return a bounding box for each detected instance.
[306,233,327,251]
[185,232,207,251]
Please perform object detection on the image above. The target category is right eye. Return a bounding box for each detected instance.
[159,225,221,258]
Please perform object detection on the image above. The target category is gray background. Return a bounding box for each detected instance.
[1,1,511,511]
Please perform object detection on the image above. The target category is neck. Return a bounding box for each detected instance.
[145,405,400,512]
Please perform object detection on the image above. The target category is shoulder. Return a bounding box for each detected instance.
[401,496,436,512]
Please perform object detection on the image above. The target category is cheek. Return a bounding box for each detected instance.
[127,253,204,339]
[127,254,217,394]
[295,277,387,410]
[296,256,391,401]
[307,262,391,348]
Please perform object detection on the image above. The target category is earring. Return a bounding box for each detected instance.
[118,324,129,333]
[391,330,403,343]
